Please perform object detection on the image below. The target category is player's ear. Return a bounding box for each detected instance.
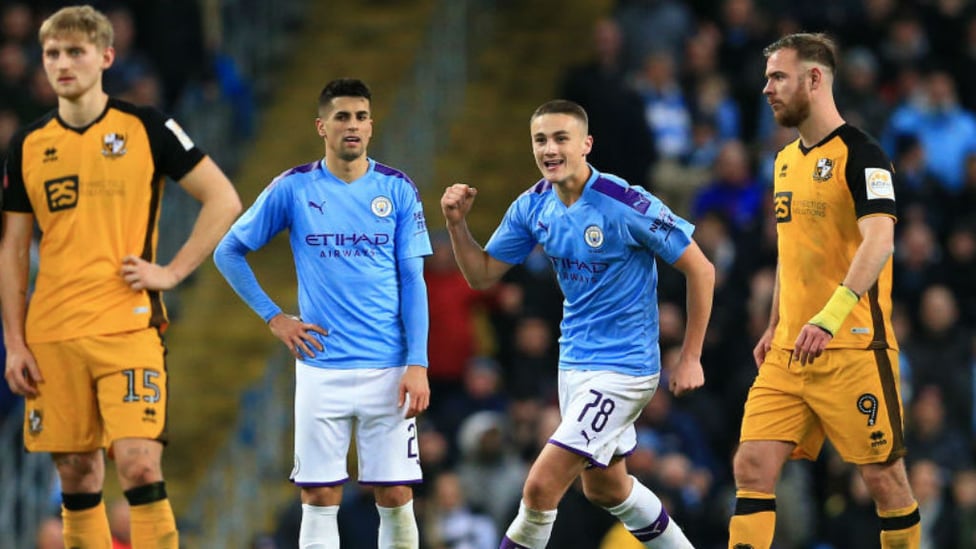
[315,118,327,138]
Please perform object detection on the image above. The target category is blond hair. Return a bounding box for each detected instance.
[39,5,113,49]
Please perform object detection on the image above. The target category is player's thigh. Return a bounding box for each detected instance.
[739,347,824,460]
[92,329,168,446]
[809,348,907,464]
[291,361,355,486]
[25,339,101,453]
[355,367,422,485]
[551,369,658,467]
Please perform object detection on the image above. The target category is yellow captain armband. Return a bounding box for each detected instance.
[808,285,860,336]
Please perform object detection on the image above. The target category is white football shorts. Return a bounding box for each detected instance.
[550,369,660,467]
[290,361,422,486]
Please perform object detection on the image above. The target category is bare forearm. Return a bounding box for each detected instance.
[680,260,715,359]
[842,235,893,296]
[166,198,241,284]
[446,221,497,290]
[0,251,29,347]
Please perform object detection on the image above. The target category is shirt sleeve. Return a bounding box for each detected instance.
[2,130,31,213]
[213,232,282,322]
[139,105,206,180]
[229,178,292,251]
[845,138,897,220]
[485,196,537,265]
[626,190,694,265]
[398,255,429,366]
[394,178,433,260]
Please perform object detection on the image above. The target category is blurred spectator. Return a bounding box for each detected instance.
[821,469,884,549]
[877,10,930,76]
[944,221,976,327]
[892,134,949,237]
[911,458,958,548]
[905,285,973,425]
[954,469,976,549]
[129,0,208,110]
[612,0,694,74]
[456,411,527,533]
[505,315,557,401]
[835,47,890,137]
[883,68,976,193]
[559,17,655,189]
[632,49,692,162]
[904,385,973,474]
[425,230,494,411]
[435,356,510,458]
[690,139,763,234]
[892,222,942,320]
[425,471,497,549]
[102,5,157,98]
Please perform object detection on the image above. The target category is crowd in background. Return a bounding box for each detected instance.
[3,0,976,548]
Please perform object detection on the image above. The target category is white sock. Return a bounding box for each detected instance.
[604,477,693,548]
[503,500,558,549]
[376,500,419,549]
[299,504,340,549]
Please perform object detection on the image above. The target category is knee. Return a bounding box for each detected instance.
[301,486,342,507]
[374,485,413,508]
[582,477,629,509]
[732,446,777,493]
[53,452,102,487]
[522,475,555,509]
[116,457,162,487]
[860,460,913,506]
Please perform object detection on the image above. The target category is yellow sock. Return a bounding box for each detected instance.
[62,499,112,549]
[129,499,178,549]
[728,490,776,549]
[879,502,921,549]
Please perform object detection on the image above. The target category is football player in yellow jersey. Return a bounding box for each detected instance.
[0,6,241,548]
[727,33,920,549]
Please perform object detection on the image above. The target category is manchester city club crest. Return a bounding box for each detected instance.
[371,196,392,217]
[812,157,834,182]
[584,225,604,248]
[101,133,127,158]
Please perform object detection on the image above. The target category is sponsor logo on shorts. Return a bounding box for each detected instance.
[143,407,157,423]
[870,430,888,448]
[28,409,43,435]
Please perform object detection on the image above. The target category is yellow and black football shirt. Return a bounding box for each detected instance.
[2,98,205,343]
[771,124,898,351]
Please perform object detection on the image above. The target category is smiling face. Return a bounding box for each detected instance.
[530,112,592,185]
[41,31,113,101]
[316,95,372,162]
[763,48,813,128]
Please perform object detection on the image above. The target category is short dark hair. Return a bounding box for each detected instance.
[763,33,838,73]
[318,78,372,111]
[531,99,588,130]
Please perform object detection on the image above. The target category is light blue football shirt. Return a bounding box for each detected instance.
[485,166,694,376]
[229,158,432,369]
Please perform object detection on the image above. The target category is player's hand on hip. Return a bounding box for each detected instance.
[440,184,478,224]
[4,343,43,397]
[793,324,832,366]
[121,255,179,291]
[268,313,328,360]
[752,327,775,368]
[668,355,704,397]
[398,365,430,419]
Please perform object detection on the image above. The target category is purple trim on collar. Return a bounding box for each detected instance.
[374,161,420,198]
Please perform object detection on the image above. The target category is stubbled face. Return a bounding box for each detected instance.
[763,48,812,128]
[42,32,113,101]
[530,113,592,184]
[317,96,372,162]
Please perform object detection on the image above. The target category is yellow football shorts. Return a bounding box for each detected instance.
[739,346,906,464]
[24,328,168,453]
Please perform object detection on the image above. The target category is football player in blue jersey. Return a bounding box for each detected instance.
[214,78,432,549]
[441,99,715,549]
